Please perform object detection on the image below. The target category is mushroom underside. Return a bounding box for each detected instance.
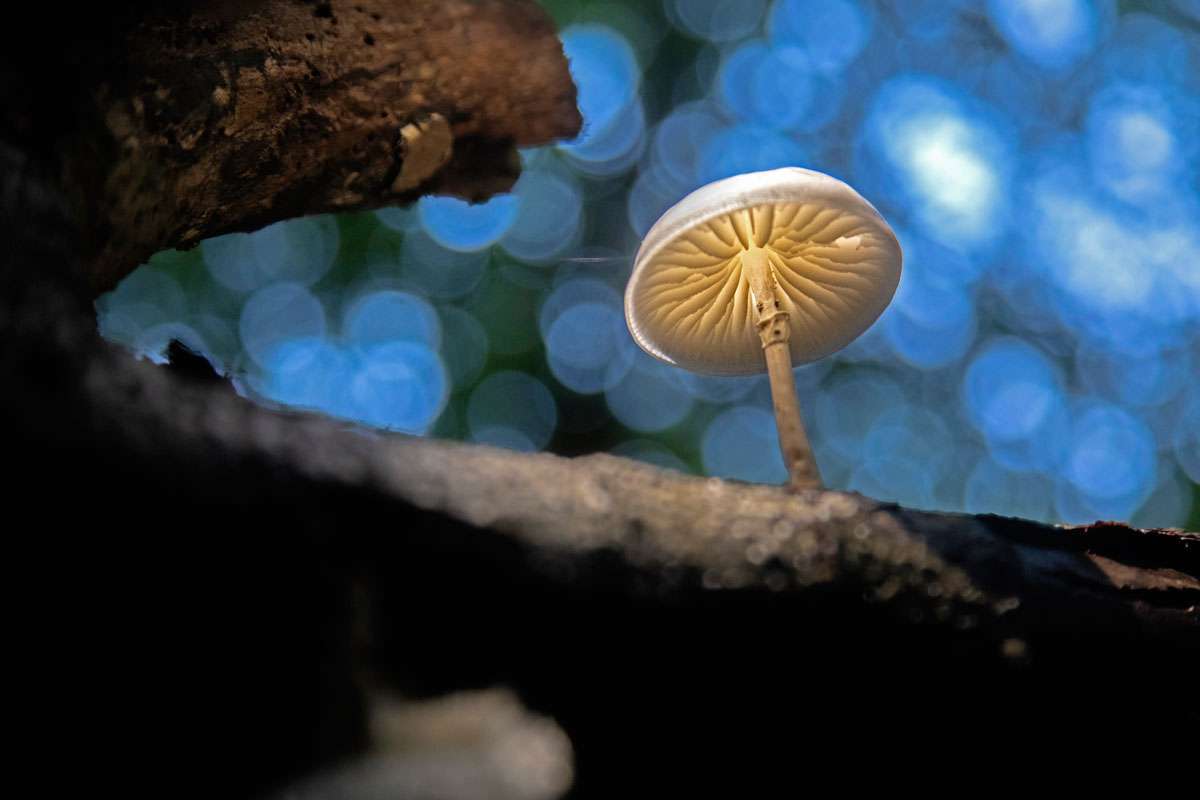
[627,201,901,375]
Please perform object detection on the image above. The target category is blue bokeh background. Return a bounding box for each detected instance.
[97,0,1200,528]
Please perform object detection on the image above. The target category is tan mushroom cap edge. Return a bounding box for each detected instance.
[625,167,903,376]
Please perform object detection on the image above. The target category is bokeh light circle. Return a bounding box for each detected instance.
[501,169,585,264]
[702,405,787,484]
[560,24,640,152]
[467,371,558,450]
[347,342,449,434]
[204,216,339,292]
[239,283,327,369]
[670,0,766,43]
[605,355,694,433]
[768,0,873,75]
[342,289,441,352]
[545,301,635,394]
[418,194,519,252]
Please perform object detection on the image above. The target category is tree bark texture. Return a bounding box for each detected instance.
[2,2,1198,798]
[47,0,581,291]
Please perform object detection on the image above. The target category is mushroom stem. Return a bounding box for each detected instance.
[742,247,823,491]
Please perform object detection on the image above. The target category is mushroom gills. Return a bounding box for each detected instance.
[630,199,897,375]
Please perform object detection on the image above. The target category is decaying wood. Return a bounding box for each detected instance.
[56,0,581,292]
[81,330,1200,641]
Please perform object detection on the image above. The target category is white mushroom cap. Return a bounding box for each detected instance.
[625,167,903,376]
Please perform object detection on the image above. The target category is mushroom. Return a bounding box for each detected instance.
[624,167,902,490]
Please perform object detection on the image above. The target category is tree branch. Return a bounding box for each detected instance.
[55,0,580,292]
[81,334,1200,641]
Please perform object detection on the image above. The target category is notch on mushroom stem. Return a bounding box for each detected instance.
[624,167,903,492]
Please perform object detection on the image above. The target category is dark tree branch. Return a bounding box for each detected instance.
[51,0,580,292]
[70,318,1200,642]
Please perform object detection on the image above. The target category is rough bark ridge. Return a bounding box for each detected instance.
[61,0,580,291]
[2,2,1198,798]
